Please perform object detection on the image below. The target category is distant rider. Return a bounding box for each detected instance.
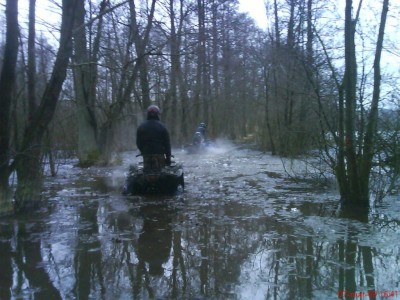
[136,105,172,167]
[192,122,207,145]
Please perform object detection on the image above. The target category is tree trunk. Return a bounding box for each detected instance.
[73,0,108,167]
[13,0,77,212]
[337,0,389,208]
[263,66,276,154]
[169,0,187,143]
[359,0,389,199]
[195,0,207,125]
[343,0,361,204]
[0,0,19,214]
[273,0,280,47]
[129,0,151,110]
[28,0,38,118]
[210,0,220,138]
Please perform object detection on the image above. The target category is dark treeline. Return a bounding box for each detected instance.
[0,0,398,213]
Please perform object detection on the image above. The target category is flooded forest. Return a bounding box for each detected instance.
[0,0,399,299]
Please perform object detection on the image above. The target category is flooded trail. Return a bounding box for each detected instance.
[1,141,399,299]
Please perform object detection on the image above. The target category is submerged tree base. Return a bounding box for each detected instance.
[339,201,370,222]
[14,179,43,213]
[77,150,101,168]
[0,189,14,217]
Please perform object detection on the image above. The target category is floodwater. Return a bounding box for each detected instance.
[0,141,399,300]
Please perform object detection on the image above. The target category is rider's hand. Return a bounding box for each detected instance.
[165,156,171,166]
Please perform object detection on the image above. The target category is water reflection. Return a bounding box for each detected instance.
[0,220,13,300]
[0,148,399,299]
[73,200,104,299]
[137,204,173,277]
[337,208,377,300]
[0,218,62,299]
[104,199,181,299]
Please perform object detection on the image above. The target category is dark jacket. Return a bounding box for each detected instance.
[136,118,171,157]
[195,126,206,140]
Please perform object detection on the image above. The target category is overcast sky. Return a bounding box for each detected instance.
[238,0,268,29]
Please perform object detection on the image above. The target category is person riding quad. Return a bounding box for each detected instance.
[192,122,207,145]
[136,105,172,168]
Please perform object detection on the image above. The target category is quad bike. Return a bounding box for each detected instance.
[123,154,184,195]
[184,133,213,154]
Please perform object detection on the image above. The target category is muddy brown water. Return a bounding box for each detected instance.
[0,141,399,299]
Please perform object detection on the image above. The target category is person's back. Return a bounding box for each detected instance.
[136,105,171,167]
